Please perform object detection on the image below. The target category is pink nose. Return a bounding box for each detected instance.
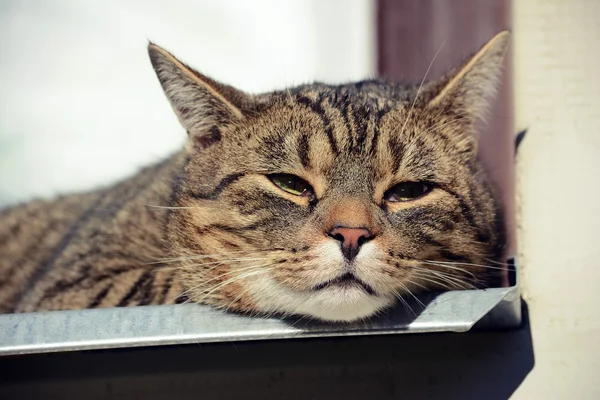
[327,226,374,261]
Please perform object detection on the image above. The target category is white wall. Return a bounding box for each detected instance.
[0,0,375,206]
[513,0,600,398]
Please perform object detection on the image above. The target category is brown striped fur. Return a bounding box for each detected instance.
[0,32,510,321]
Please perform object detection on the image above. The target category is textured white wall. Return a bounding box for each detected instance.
[0,0,375,206]
[513,0,600,398]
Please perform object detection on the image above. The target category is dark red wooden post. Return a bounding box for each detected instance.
[377,0,515,281]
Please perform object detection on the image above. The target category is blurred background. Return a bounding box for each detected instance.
[0,0,375,206]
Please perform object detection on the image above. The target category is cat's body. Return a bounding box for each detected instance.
[0,156,184,313]
[0,32,510,321]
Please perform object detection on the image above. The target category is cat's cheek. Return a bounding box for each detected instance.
[212,280,259,313]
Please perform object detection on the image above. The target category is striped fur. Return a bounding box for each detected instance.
[0,32,510,321]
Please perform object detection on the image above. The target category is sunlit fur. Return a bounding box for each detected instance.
[0,32,510,321]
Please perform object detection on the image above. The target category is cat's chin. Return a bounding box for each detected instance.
[298,285,394,322]
[246,277,394,322]
[295,294,394,323]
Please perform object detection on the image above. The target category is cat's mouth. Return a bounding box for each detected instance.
[312,273,376,296]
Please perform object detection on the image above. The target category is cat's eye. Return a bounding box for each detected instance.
[268,174,314,197]
[384,182,432,202]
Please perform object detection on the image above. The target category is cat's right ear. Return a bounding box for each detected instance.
[148,43,248,149]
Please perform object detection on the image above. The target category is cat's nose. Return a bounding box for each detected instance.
[327,226,374,261]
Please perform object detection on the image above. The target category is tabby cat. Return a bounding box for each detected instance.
[0,32,509,322]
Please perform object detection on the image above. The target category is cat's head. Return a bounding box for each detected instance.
[149,32,510,322]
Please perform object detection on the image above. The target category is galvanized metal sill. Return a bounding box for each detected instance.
[0,260,520,356]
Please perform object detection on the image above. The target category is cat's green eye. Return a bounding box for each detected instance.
[268,174,314,197]
[384,182,432,202]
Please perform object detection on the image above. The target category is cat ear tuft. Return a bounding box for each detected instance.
[427,31,510,121]
[148,43,248,147]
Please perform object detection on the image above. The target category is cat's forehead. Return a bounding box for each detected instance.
[234,82,452,186]
[283,80,415,112]
[255,81,442,154]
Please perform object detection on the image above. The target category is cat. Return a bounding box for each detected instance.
[0,32,510,322]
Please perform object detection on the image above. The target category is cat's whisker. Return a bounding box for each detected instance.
[195,266,278,304]
[415,275,457,290]
[150,252,260,264]
[170,263,272,302]
[397,281,426,309]
[410,273,453,290]
[193,262,276,290]
[422,261,478,280]
[144,204,202,210]
[484,257,511,266]
[428,269,475,288]
[427,260,506,271]
[398,39,447,138]
[411,269,472,290]
[391,287,416,317]
[405,279,429,292]
[172,281,206,303]
[432,240,488,251]
[224,285,254,313]
[288,314,309,329]
[187,257,268,269]
[145,257,268,272]
[166,256,282,303]
[175,259,264,278]
[412,263,472,282]
[224,276,293,316]
[149,264,187,273]
[147,249,283,265]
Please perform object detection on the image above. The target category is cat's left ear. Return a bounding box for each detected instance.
[425,31,510,147]
[148,43,251,149]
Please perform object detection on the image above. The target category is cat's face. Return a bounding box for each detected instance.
[150,32,510,322]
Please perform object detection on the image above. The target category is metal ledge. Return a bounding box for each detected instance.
[0,267,520,356]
